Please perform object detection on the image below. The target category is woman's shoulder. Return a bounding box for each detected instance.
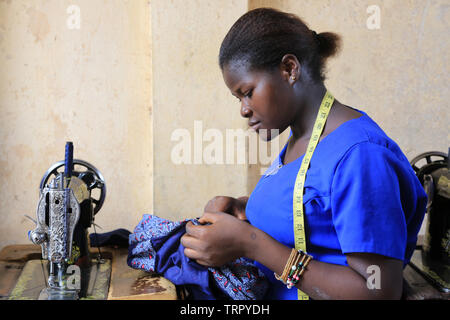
[319,108,409,167]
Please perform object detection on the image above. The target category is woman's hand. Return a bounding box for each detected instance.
[203,196,248,220]
[181,212,252,267]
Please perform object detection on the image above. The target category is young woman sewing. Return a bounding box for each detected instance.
[180,8,427,300]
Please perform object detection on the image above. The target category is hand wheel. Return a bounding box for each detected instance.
[39,159,106,215]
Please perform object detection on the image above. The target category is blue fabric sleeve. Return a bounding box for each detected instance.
[330,142,409,261]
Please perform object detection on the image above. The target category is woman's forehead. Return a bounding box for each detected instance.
[222,63,269,92]
[223,68,251,92]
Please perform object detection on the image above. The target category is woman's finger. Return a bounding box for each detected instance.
[180,233,203,250]
[185,221,206,238]
[183,247,203,261]
[204,196,232,213]
[195,259,212,267]
[198,211,221,224]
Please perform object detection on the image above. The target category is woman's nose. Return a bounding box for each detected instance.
[240,103,252,118]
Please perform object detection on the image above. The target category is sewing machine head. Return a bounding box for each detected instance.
[410,148,449,293]
[28,142,106,299]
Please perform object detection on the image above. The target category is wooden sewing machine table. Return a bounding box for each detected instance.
[0,244,177,300]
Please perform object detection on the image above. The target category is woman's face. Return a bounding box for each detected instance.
[222,63,296,141]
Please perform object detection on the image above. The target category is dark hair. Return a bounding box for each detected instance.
[219,8,341,83]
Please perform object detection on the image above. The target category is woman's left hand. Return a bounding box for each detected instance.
[181,212,252,267]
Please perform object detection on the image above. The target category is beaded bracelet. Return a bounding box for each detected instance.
[274,248,297,283]
[274,249,313,289]
[286,252,312,289]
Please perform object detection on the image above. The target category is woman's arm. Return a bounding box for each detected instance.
[244,223,404,299]
[181,212,404,300]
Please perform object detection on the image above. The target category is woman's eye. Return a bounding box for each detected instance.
[234,89,252,103]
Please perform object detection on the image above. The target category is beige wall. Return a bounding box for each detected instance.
[152,0,251,222]
[0,0,152,248]
[0,0,448,248]
[250,0,449,160]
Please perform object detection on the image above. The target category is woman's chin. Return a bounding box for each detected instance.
[257,128,280,142]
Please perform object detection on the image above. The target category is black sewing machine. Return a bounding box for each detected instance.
[27,142,108,299]
[409,148,450,293]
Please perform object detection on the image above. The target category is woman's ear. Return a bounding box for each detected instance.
[280,54,301,85]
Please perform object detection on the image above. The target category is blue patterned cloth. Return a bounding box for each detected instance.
[127,214,269,300]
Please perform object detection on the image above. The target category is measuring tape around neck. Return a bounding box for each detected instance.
[292,90,334,300]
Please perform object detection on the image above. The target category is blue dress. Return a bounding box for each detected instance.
[245,109,427,300]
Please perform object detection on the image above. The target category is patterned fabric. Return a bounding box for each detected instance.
[127,214,268,300]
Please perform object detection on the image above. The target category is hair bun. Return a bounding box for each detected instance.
[315,32,341,59]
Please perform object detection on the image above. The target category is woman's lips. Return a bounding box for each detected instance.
[249,121,261,131]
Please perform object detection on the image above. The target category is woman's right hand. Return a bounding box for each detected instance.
[203,196,248,221]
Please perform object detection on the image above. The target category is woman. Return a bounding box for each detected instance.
[180,8,427,300]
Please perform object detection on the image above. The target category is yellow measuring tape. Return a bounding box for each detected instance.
[292,90,334,300]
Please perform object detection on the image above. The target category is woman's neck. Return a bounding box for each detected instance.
[289,82,328,141]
